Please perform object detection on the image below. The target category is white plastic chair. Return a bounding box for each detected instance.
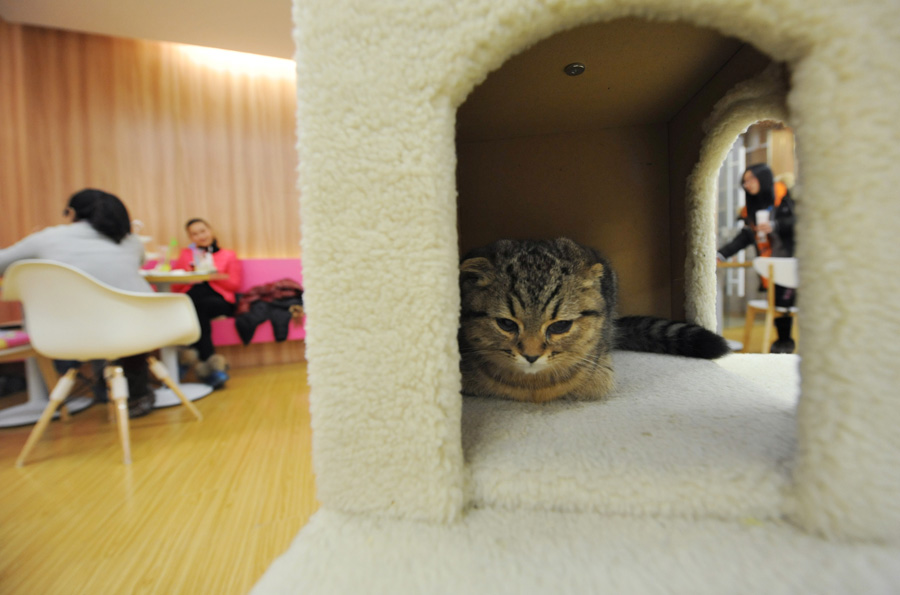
[1,260,203,466]
[742,257,799,353]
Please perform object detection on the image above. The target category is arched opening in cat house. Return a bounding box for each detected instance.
[714,120,800,354]
[454,18,804,519]
[456,17,785,325]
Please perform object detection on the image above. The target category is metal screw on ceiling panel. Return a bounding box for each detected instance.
[564,62,586,76]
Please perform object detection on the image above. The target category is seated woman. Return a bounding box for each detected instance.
[170,218,242,389]
[0,188,157,417]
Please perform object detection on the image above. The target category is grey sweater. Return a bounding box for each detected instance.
[0,221,153,293]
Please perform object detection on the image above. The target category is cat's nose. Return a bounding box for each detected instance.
[523,354,540,364]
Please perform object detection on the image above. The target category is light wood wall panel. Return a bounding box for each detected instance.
[0,21,299,257]
[0,22,29,300]
[1,19,303,365]
[218,341,306,370]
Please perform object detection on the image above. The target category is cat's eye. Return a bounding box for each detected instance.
[495,318,518,333]
[547,320,573,335]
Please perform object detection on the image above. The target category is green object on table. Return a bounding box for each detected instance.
[158,238,178,272]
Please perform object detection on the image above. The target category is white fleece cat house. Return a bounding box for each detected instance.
[254,1,900,592]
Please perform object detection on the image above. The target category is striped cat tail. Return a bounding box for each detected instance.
[614,316,730,359]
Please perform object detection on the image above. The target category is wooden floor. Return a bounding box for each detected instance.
[722,319,800,354]
[0,360,317,594]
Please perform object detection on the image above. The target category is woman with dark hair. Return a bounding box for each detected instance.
[717,163,798,353]
[66,188,133,244]
[170,218,242,389]
[0,189,151,292]
[0,188,158,416]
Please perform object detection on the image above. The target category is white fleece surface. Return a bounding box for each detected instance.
[253,508,900,595]
[294,0,900,540]
[253,354,900,593]
[463,352,799,520]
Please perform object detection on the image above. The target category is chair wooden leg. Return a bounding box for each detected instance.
[103,373,114,422]
[16,368,79,467]
[105,366,132,465]
[147,356,203,421]
[34,355,72,421]
[763,263,777,353]
[33,355,61,394]
[762,309,775,354]
[792,312,799,349]
[762,310,775,353]
[742,307,757,353]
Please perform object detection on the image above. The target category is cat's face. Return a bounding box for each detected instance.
[459,238,617,380]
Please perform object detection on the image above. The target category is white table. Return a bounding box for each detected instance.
[141,269,227,408]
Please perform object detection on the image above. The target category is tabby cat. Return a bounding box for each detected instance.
[459,238,729,402]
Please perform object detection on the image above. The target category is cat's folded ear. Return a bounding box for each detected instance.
[581,260,617,303]
[581,262,607,288]
[460,257,495,287]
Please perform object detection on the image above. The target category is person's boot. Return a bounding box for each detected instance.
[178,348,200,382]
[200,354,229,390]
[770,316,796,354]
[194,359,211,383]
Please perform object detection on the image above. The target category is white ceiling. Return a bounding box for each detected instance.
[0,0,296,59]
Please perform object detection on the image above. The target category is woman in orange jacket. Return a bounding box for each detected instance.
[171,218,242,388]
[717,164,797,353]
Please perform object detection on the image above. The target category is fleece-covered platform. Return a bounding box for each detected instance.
[254,354,900,592]
[463,353,798,520]
[254,510,899,595]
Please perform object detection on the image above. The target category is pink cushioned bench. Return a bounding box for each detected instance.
[0,329,30,350]
[210,259,305,347]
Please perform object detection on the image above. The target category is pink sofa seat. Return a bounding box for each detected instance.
[210,259,305,347]
[0,329,30,350]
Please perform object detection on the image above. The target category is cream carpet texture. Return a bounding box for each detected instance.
[255,354,900,593]
[254,510,899,594]
[463,353,798,520]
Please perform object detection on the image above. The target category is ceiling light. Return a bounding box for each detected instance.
[564,63,586,76]
[176,44,295,78]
